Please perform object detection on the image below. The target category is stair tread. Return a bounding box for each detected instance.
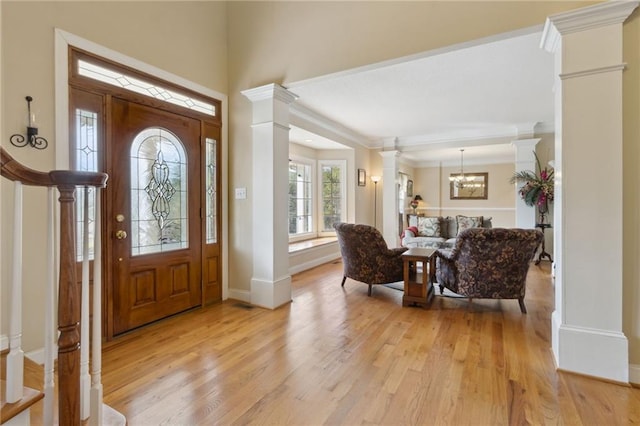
[1,381,44,424]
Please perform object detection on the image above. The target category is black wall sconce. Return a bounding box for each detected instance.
[10,96,48,150]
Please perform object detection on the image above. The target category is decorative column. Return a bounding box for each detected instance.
[379,151,400,247]
[242,84,298,309]
[541,0,637,383]
[511,138,540,229]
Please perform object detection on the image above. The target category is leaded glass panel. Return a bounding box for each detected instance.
[205,138,217,244]
[131,128,188,255]
[74,109,98,261]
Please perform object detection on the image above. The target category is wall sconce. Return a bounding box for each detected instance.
[10,96,48,150]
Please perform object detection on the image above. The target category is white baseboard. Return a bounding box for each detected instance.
[629,363,640,386]
[227,288,251,304]
[555,323,629,383]
[1,334,8,351]
[251,276,292,309]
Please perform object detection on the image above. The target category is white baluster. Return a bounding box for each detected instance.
[90,188,103,425]
[44,187,56,425]
[6,181,24,403]
[80,187,91,420]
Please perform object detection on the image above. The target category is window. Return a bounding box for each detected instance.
[319,160,346,233]
[288,160,314,239]
[288,156,346,241]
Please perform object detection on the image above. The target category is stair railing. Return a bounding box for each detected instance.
[1,147,112,425]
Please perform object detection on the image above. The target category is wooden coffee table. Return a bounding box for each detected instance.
[401,247,436,307]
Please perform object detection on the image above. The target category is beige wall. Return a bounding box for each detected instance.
[1,1,228,351]
[413,162,516,227]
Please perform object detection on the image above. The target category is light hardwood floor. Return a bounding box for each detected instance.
[100,260,640,425]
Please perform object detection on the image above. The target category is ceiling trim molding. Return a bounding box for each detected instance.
[289,102,373,149]
[394,126,519,148]
[412,155,516,168]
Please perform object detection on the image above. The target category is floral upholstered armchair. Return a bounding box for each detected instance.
[333,223,408,296]
[435,228,543,313]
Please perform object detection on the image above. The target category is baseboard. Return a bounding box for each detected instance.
[1,334,8,351]
[227,288,251,304]
[630,363,640,386]
[251,275,292,309]
[289,252,341,275]
[555,323,629,383]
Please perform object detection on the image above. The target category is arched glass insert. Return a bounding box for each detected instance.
[131,128,188,255]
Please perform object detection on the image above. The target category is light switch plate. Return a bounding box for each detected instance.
[235,187,247,199]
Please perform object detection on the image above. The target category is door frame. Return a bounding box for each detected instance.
[54,29,229,318]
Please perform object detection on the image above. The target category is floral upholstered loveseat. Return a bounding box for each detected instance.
[434,227,543,313]
[401,214,493,249]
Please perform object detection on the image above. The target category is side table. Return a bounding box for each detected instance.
[401,247,436,307]
[535,223,553,265]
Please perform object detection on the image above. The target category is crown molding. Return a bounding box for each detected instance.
[542,0,639,52]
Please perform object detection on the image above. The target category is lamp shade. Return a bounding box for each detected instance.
[414,195,423,201]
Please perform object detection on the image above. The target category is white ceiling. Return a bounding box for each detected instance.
[287,27,555,167]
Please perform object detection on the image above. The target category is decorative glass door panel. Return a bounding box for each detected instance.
[130,128,188,255]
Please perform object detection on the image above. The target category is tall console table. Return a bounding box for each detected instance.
[535,223,553,265]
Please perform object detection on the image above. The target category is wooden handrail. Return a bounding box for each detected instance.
[1,147,107,188]
[1,146,108,426]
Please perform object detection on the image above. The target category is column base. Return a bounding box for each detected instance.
[251,275,292,309]
[552,310,629,383]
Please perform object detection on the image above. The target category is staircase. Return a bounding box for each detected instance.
[0,147,125,425]
[1,354,44,425]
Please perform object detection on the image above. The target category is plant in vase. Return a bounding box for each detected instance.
[509,152,554,223]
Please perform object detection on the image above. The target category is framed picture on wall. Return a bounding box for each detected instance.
[407,179,414,197]
[358,169,366,186]
[450,172,488,199]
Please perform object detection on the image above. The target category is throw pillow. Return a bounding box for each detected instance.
[417,216,442,237]
[456,215,483,236]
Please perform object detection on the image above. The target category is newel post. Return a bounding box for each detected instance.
[57,183,81,425]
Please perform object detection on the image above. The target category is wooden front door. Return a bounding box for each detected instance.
[109,98,202,335]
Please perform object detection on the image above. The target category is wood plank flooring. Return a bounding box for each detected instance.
[99,260,640,425]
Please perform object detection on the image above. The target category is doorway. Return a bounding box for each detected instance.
[69,48,222,337]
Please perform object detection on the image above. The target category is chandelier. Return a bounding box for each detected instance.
[449,149,474,189]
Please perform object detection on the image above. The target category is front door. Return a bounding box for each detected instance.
[109,98,202,335]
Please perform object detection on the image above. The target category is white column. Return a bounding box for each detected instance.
[242,84,298,309]
[379,151,399,248]
[541,0,638,383]
[511,138,540,229]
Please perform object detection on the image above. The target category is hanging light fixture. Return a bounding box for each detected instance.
[449,149,472,188]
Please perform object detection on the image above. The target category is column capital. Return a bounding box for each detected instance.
[542,0,639,52]
[511,138,541,162]
[242,83,299,105]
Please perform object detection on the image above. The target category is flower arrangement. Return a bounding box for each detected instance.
[409,199,419,210]
[509,152,554,214]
